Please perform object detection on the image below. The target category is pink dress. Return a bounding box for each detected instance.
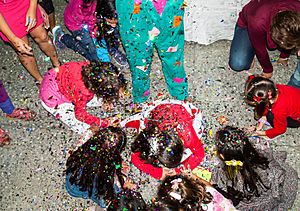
[0,0,43,42]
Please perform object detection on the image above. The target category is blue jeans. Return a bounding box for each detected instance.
[288,59,300,89]
[229,25,255,71]
[65,173,121,208]
[61,28,99,62]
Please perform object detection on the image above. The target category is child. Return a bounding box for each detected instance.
[115,0,189,103]
[0,0,60,83]
[229,0,300,79]
[271,10,300,88]
[212,126,298,210]
[96,0,128,67]
[0,80,35,146]
[66,126,142,209]
[245,75,300,139]
[122,99,205,180]
[39,61,125,134]
[154,174,236,210]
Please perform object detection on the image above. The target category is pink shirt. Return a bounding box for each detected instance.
[64,0,97,32]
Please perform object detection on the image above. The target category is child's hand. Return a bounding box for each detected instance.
[276,57,289,66]
[107,115,121,126]
[161,168,176,180]
[25,6,37,32]
[105,18,118,27]
[261,72,273,79]
[11,37,33,55]
[103,101,113,111]
[247,125,257,134]
[123,178,137,190]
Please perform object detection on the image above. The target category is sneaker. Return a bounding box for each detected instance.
[52,26,65,49]
[111,50,129,68]
[0,128,10,147]
[6,108,36,121]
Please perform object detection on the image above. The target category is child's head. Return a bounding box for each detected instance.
[271,11,300,53]
[131,124,184,168]
[215,126,269,199]
[155,175,213,210]
[66,127,127,202]
[96,0,117,20]
[244,75,277,120]
[81,62,126,103]
[107,189,148,211]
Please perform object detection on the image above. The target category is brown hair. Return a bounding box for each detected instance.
[244,75,277,120]
[271,11,300,52]
[81,62,126,103]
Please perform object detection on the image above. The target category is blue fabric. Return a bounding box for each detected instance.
[65,173,121,208]
[229,25,255,71]
[288,59,300,89]
[0,98,15,115]
[92,38,111,62]
[61,28,99,62]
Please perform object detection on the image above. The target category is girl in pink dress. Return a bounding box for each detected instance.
[0,0,59,84]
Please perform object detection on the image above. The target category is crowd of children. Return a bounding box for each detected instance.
[1,0,300,210]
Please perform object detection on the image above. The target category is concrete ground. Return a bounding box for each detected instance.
[0,1,299,210]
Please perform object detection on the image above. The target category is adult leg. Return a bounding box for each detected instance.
[229,25,255,71]
[60,29,99,61]
[287,59,300,89]
[116,0,154,103]
[155,0,188,101]
[266,111,300,128]
[15,36,43,82]
[30,24,60,67]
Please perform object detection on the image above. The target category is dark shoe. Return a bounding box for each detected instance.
[111,50,129,68]
[52,26,65,49]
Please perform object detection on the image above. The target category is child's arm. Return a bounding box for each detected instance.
[74,99,109,128]
[131,152,163,180]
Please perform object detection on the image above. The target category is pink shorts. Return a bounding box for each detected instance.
[0,0,43,42]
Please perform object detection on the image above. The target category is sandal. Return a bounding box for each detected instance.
[0,128,10,147]
[6,108,36,121]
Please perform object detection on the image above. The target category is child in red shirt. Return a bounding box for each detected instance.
[40,61,125,134]
[245,75,300,139]
[121,99,205,180]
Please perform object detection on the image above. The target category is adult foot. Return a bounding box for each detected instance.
[6,108,36,121]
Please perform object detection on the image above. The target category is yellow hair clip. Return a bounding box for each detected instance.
[225,160,243,167]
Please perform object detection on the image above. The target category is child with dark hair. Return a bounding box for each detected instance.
[212,126,298,210]
[229,0,300,79]
[39,61,126,134]
[271,10,300,88]
[244,75,300,139]
[66,127,142,210]
[0,80,35,146]
[121,99,205,180]
[154,174,236,210]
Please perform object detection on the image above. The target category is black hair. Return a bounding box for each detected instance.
[81,62,126,103]
[131,123,184,168]
[155,175,213,211]
[244,75,277,120]
[66,127,127,203]
[215,126,270,200]
[107,189,148,211]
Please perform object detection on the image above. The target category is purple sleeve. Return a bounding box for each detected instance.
[248,22,273,73]
[0,80,9,103]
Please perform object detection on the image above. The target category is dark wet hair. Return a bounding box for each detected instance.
[131,123,184,168]
[215,126,269,200]
[155,175,213,211]
[96,0,116,20]
[81,62,126,103]
[107,189,148,211]
[271,11,300,53]
[66,127,127,203]
[244,75,277,120]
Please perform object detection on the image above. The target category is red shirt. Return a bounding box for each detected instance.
[266,85,300,138]
[237,0,300,73]
[127,102,205,180]
[56,61,109,127]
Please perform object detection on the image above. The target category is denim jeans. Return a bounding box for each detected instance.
[288,59,300,89]
[61,28,99,62]
[229,25,255,71]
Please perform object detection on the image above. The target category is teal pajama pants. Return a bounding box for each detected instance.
[116,0,189,103]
